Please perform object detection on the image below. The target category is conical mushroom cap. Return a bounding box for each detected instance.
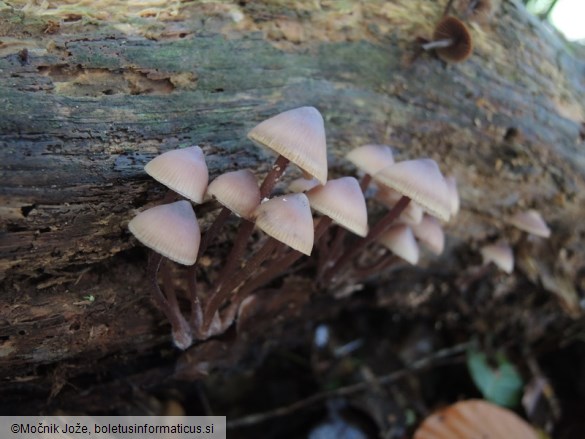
[481,243,514,274]
[414,399,538,439]
[253,193,314,256]
[378,224,419,265]
[207,170,261,219]
[346,144,395,176]
[306,177,369,237]
[145,146,209,203]
[288,177,321,193]
[374,159,451,221]
[411,215,445,255]
[509,210,551,238]
[247,106,328,184]
[128,200,200,265]
[374,186,424,225]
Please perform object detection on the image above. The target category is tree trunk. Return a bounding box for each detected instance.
[1,0,584,413]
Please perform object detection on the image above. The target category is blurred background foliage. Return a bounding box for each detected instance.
[523,0,559,19]
[523,0,584,44]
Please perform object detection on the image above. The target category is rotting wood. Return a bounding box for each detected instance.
[0,0,584,411]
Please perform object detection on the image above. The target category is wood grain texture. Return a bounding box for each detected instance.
[0,0,584,405]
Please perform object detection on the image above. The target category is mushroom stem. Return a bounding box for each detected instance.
[211,154,290,293]
[421,38,454,51]
[354,253,401,279]
[187,265,203,335]
[321,195,411,285]
[359,173,372,192]
[201,237,281,333]
[212,219,255,288]
[456,264,493,293]
[147,253,192,349]
[198,206,232,258]
[259,155,291,198]
[234,217,333,302]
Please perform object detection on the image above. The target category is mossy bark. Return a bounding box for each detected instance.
[0,0,584,412]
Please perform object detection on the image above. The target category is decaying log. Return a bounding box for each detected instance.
[0,0,584,411]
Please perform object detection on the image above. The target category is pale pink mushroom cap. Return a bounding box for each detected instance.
[145,146,209,203]
[411,214,445,255]
[509,210,551,238]
[207,169,261,219]
[247,106,328,184]
[253,193,314,256]
[375,186,424,224]
[374,159,451,221]
[414,399,538,439]
[481,243,514,274]
[306,177,369,237]
[378,224,419,265]
[445,175,460,216]
[346,144,395,176]
[128,200,200,265]
[288,177,321,193]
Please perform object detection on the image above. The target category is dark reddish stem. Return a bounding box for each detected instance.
[196,154,291,335]
[359,173,372,192]
[259,155,290,198]
[234,217,333,302]
[210,155,290,300]
[201,237,281,332]
[147,253,192,349]
[212,219,255,288]
[187,264,203,334]
[198,206,232,258]
[354,253,401,279]
[322,196,411,285]
[162,190,179,204]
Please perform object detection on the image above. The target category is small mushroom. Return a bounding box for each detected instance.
[375,185,424,225]
[207,169,261,220]
[128,200,200,266]
[248,106,328,192]
[374,159,452,222]
[508,209,551,238]
[481,242,514,273]
[254,193,315,256]
[232,216,332,302]
[346,144,395,190]
[288,177,321,193]
[306,176,369,238]
[422,16,473,63]
[322,158,450,283]
[144,145,209,203]
[411,214,445,256]
[128,200,200,349]
[378,224,420,265]
[199,193,315,333]
[213,107,328,301]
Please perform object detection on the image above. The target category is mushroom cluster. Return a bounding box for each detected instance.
[128,107,458,349]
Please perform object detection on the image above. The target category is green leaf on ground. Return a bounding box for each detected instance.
[467,348,523,408]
